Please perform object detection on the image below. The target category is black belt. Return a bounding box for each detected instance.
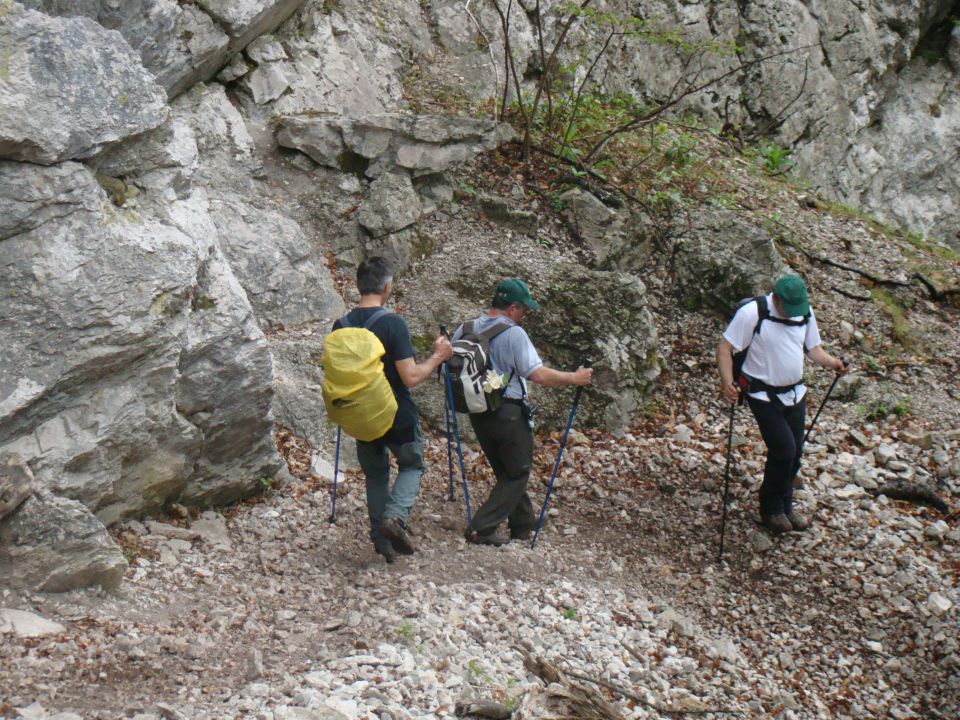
[745,375,801,396]
[502,398,525,406]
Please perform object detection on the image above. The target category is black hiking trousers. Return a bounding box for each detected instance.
[468,400,536,538]
[747,395,807,517]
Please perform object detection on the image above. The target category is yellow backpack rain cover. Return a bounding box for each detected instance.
[321,318,398,442]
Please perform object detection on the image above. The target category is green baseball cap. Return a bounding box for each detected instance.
[494,278,541,309]
[773,275,810,316]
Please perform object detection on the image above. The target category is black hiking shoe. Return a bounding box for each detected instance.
[760,513,793,534]
[465,529,509,546]
[509,528,532,541]
[786,511,810,531]
[375,544,397,564]
[380,517,416,555]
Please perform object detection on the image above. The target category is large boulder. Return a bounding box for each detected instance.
[526,264,660,431]
[673,208,789,315]
[0,153,281,526]
[0,488,127,592]
[559,188,655,270]
[0,4,168,164]
[17,0,308,100]
[398,234,660,434]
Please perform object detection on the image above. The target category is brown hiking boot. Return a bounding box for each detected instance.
[380,517,415,555]
[786,511,810,531]
[465,529,509,546]
[760,513,793,534]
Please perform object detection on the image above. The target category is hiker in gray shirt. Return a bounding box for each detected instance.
[453,279,592,546]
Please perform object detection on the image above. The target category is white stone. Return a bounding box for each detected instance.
[0,608,66,637]
[927,593,952,617]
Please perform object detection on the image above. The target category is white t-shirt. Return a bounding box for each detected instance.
[723,294,821,406]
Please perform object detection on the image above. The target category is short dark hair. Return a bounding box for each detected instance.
[491,296,514,310]
[357,256,393,296]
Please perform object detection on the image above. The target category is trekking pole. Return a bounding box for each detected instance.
[803,357,849,446]
[328,426,341,524]
[717,402,736,562]
[440,324,455,501]
[443,358,474,531]
[531,362,591,549]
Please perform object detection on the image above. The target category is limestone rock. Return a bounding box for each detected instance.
[0,453,37,521]
[0,145,280,525]
[0,5,168,164]
[276,114,517,179]
[357,173,422,238]
[560,188,654,270]
[0,608,66,638]
[674,208,788,314]
[478,194,539,236]
[0,161,101,242]
[0,489,127,592]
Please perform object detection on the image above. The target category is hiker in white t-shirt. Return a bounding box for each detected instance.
[715,276,848,534]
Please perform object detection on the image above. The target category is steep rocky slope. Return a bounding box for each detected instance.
[0,2,958,716]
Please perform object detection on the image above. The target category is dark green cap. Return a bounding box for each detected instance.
[494,278,540,309]
[773,275,810,316]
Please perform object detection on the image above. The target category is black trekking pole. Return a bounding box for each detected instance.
[717,402,737,562]
[803,357,849,446]
[440,325,455,501]
[442,357,474,531]
[329,426,341,524]
[531,362,591,549]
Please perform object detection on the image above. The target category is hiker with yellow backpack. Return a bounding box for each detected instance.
[322,257,452,563]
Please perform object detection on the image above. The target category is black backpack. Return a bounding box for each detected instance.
[449,320,514,414]
[731,296,810,392]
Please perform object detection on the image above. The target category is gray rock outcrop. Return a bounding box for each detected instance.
[0,489,127,592]
[0,138,281,527]
[0,453,37,521]
[543,0,960,246]
[0,4,168,164]
[276,113,517,179]
[17,0,308,99]
[674,209,789,314]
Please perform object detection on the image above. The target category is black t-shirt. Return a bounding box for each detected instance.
[333,307,418,444]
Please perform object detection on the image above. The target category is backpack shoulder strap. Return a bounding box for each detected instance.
[362,308,392,330]
[752,296,769,335]
[480,321,514,341]
[462,320,476,337]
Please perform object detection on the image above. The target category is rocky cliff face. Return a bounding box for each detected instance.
[0,0,956,591]
[561,0,960,246]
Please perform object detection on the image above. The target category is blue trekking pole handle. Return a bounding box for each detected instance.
[803,356,848,446]
[329,426,341,524]
[441,324,455,501]
[443,359,473,530]
[531,361,591,549]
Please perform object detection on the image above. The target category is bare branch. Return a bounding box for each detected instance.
[585,42,823,160]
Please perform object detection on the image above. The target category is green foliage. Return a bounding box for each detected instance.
[547,191,568,213]
[563,607,576,620]
[395,621,416,646]
[465,658,492,685]
[664,133,698,170]
[862,355,884,375]
[759,142,794,173]
[871,289,914,348]
[862,397,911,422]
